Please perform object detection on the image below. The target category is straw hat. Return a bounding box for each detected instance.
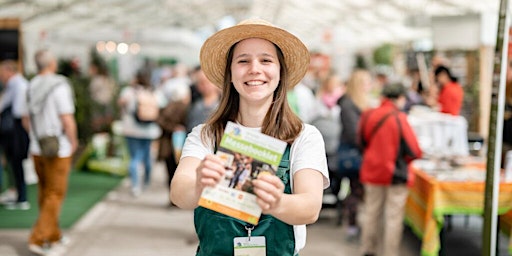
[200,18,310,89]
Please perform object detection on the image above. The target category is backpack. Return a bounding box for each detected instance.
[134,89,159,124]
[310,102,342,155]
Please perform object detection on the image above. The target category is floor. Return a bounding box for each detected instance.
[0,161,510,256]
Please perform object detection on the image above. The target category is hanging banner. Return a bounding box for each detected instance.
[483,0,509,255]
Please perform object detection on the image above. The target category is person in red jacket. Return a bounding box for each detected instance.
[434,65,464,115]
[357,83,422,256]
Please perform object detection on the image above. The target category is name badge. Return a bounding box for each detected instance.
[234,236,266,256]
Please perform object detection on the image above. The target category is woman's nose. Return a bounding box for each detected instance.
[248,60,261,74]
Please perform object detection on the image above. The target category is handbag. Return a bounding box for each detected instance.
[0,105,15,134]
[391,114,419,184]
[38,136,60,157]
[336,142,362,176]
[339,110,397,177]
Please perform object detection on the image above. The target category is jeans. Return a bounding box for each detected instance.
[29,155,72,246]
[125,137,152,189]
[0,119,29,202]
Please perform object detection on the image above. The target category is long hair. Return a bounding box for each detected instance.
[201,42,302,148]
[346,69,371,111]
[135,69,152,89]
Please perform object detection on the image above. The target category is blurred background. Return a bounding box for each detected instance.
[0,1,510,256]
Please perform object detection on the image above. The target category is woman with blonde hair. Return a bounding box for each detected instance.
[317,72,344,109]
[337,68,373,240]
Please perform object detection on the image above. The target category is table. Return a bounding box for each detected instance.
[408,108,469,157]
[404,161,512,256]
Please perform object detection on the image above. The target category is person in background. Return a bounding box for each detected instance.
[434,65,464,115]
[0,60,30,210]
[88,60,117,133]
[118,69,166,197]
[358,83,422,256]
[160,63,191,105]
[186,68,220,132]
[0,63,13,203]
[170,18,329,255]
[311,73,343,196]
[316,73,344,110]
[187,65,203,105]
[337,68,373,240]
[404,68,426,113]
[289,82,318,124]
[21,49,78,255]
[157,63,192,200]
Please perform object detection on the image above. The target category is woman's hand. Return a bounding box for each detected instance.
[252,174,285,214]
[195,155,226,195]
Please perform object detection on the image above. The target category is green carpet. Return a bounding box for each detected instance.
[0,170,123,229]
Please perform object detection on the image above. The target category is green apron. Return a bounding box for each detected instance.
[194,145,295,256]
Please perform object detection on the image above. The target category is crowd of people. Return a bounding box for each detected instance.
[0,18,478,256]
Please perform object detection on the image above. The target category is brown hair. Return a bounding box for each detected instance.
[201,42,302,148]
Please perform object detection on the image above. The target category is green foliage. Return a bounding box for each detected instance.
[69,74,94,144]
[58,54,121,145]
[355,54,368,69]
[373,43,393,65]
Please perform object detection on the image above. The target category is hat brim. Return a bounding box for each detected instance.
[200,23,310,89]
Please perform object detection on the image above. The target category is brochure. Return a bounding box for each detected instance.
[198,121,287,225]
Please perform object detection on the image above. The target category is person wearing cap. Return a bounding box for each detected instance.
[434,65,464,115]
[357,83,422,256]
[170,19,329,256]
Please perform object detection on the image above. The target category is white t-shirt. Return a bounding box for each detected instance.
[181,123,330,254]
[293,83,318,124]
[20,76,75,157]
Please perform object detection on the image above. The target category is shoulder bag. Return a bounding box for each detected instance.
[27,83,62,157]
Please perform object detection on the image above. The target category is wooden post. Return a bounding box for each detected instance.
[483,0,509,255]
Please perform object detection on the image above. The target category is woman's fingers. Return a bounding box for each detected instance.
[196,155,226,188]
[253,174,284,211]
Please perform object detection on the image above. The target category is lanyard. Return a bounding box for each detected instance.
[245,224,255,241]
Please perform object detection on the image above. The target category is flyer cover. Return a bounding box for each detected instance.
[198,121,287,225]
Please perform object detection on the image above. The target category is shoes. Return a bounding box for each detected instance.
[131,187,141,197]
[29,236,70,255]
[51,235,71,246]
[28,243,51,255]
[345,225,360,242]
[5,201,30,210]
[0,189,17,203]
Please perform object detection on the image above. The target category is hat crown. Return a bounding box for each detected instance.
[237,18,274,27]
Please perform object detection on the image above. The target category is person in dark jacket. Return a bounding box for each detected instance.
[358,83,422,256]
[337,69,372,240]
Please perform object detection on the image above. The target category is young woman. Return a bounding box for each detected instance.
[337,69,373,240]
[117,70,166,197]
[170,19,329,255]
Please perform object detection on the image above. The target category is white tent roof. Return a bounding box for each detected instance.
[0,0,501,72]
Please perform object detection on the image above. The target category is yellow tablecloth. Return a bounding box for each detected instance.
[404,164,512,256]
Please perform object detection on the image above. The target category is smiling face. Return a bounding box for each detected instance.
[230,38,281,106]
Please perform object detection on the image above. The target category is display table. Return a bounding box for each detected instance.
[404,160,512,256]
[408,108,469,157]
